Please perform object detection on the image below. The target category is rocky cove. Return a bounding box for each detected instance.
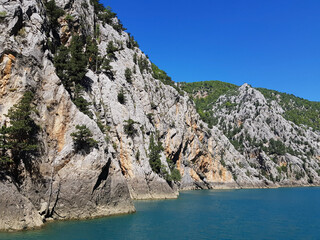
[0,0,320,231]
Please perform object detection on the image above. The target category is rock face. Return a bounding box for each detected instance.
[0,0,319,232]
[210,84,320,186]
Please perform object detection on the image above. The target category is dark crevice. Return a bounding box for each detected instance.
[171,142,183,164]
[92,158,111,193]
[10,6,23,36]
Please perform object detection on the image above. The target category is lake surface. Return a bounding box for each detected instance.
[1,187,319,240]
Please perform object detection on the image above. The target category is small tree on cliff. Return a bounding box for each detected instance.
[68,35,88,86]
[125,68,132,83]
[123,119,138,137]
[0,125,10,164]
[148,132,163,174]
[44,0,65,28]
[71,125,98,154]
[0,91,39,164]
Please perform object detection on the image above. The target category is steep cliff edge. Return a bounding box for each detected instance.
[0,0,234,231]
[182,81,320,186]
[0,0,319,232]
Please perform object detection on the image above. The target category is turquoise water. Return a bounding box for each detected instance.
[1,187,319,240]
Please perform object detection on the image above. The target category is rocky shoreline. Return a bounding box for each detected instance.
[0,0,319,231]
[2,184,320,233]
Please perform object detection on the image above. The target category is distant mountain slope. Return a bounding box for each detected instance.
[181,80,320,186]
[258,88,320,131]
[180,81,238,127]
[181,80,320,132]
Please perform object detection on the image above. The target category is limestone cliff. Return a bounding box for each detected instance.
[211,84,320,186]
[0,0,319,232]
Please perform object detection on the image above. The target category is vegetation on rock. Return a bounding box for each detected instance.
[148,133,163,174]
[0,92,39,164]
[126,33,139,49]
[180,80,237,128]
[148,133,181,182]
[259,88,320,131]
[54,35,87,92]
[44,0,64,28]
[71,125,98,153]
[73,85,93,118]
[151,63,183,95]
[124,119,138,137]
[125,68,132,83]
[117,88,126,104]
[0,11,7,18]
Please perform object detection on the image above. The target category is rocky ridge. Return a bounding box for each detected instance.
[0,0,319,232]
[189,82,320,186]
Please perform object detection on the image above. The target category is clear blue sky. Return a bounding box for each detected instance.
[102,0,320,101]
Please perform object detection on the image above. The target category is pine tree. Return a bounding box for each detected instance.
[54,45,71,91]
[3,92,39,162]
[44,0,65,28]
[73,84,93,118]
[71,125,98,153]
[86,36,100,72]
[148,133,163,174]
[0,125,11,164]
[68,35,88,86]
[117,88,126,104]
[125,68,132,83]
[123,119,137,137]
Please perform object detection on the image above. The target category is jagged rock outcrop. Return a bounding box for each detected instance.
[0,0,319,232]
[211,83,320,186]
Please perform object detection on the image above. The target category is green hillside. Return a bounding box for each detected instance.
[258,88,320,131]
[180,81,238,128]
[180,81,320,131]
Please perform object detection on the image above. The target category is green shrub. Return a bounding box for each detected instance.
[135,150,140,162]
[149,133,163,174]
[133,53,137,64]
[86,36,103,72]
[54,35,88,92]
[126,33,139,49]
[65,14,74,22]
[0,92,39,164]
[97,6,116,23]
[117,88,126,104]
[71,125,98,153]
[268,139,286,155]
[124,119,138,137]
[73,96,92,118]
[125,68,132,83]
[73,85,93,118]
[96,120,105,133]
[0,126,11,164]
[170,168,182,181]
[44,0,65,28]
[0,11,6,18]
[106,41,119,59]
[68,35,88,85]
[54,45,70,88]
[138,56,149,74]
[165,158,181,182]
[101,58,114,78]
[111,20,126,33]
